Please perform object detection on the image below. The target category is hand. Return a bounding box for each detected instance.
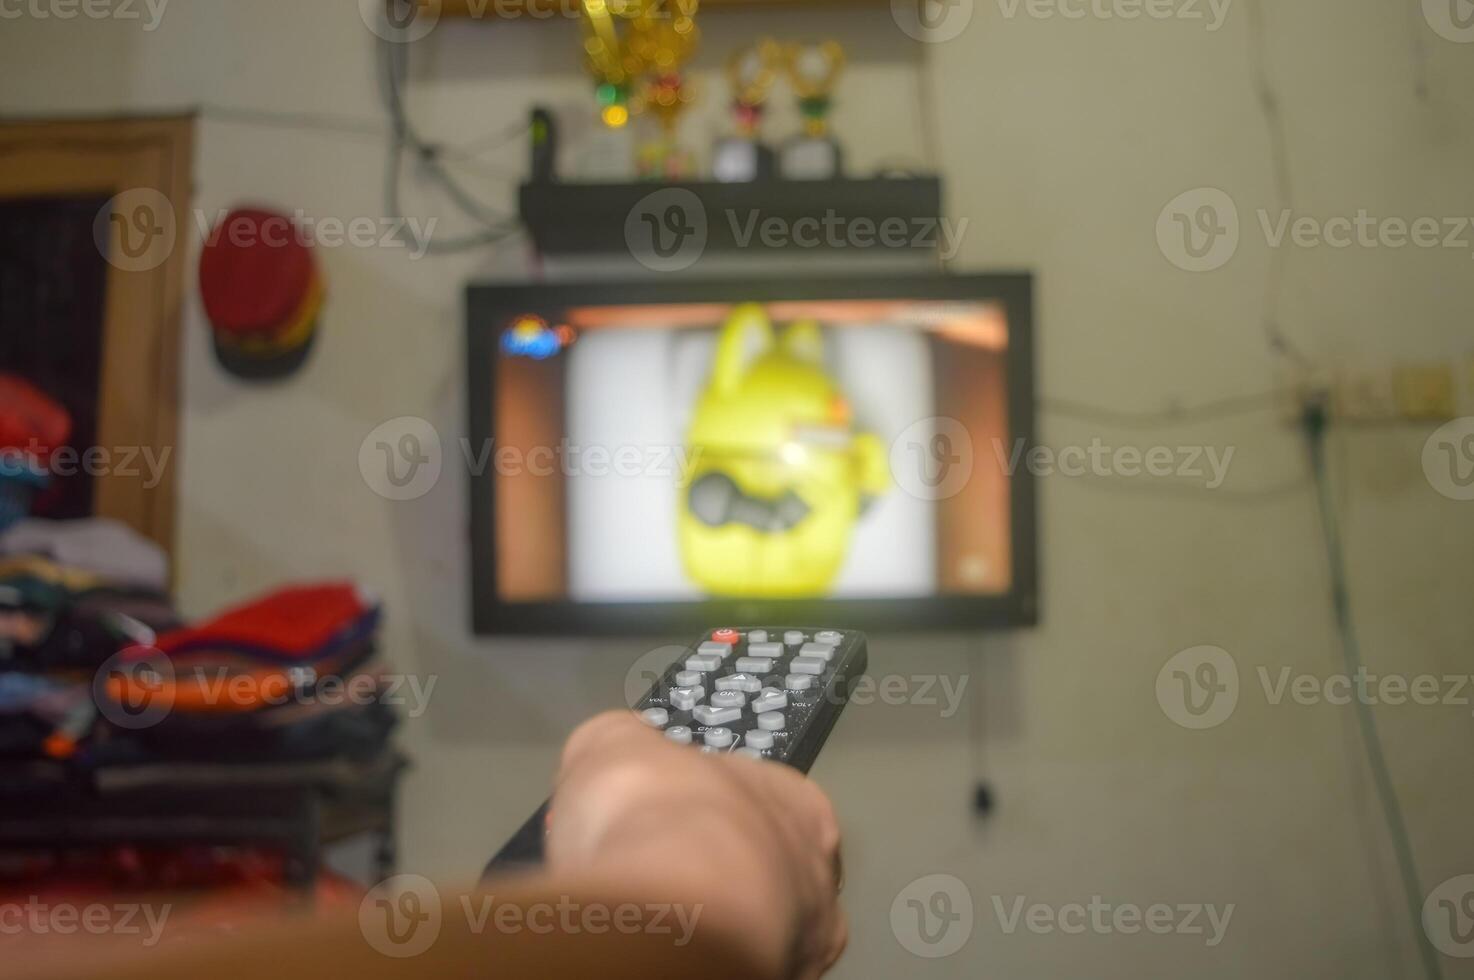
[546,711,847,980]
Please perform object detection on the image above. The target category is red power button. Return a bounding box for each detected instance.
[711,628,740,645]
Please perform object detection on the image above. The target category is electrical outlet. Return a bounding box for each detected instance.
[1283,360,1465,425]
[1392,363,1457,420]
[1275,365,1332,425]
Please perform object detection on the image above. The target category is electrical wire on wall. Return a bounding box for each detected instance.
[1038,389,1283,429]
[188,97,530,259]
[1035,390,1313,500]
[377,34,527,255]
[1030,383,1442,979]
[1239,7,1438,974]
[1403,0,1433,103]
[1302,400,1443,980]
[1244,0,1312,374]
[199,100,528,177]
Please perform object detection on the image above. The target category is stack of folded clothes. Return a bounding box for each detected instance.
[0,535,399,910]
[0,519,395,768]
[98,582,396,764]
[0,518,178,761]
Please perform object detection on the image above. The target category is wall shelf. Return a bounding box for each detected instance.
[442,0,888,16]
[518,176,942,257]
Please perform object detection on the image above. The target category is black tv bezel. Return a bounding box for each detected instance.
[466,274,1038,636]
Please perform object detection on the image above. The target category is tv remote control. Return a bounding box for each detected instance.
[485,627,867,872]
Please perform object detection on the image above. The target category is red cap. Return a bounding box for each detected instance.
[198,207,315,338]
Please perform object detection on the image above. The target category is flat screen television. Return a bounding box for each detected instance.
[467,274,1036,634]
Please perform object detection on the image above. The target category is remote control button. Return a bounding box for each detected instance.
[709,690,746,710]
[790,656,826,675]
[694,704,743,727]
[701,745,724,754]
[784,674,813,691]
[745,641,782,658]
[685,653,721,672]
[747,629,768,643]
[783,630,805,646]
[703,726,735,748]
[815,630,844,645]
[736,747,765,760]
[711,628,740,645]
[756,712,785,731]
[798,642,835,661]
[639,707,669,728]
[751,690,787,714]
[736,656,774,674]
[696,642,732,658]
[670,686,704,711]
[665,725,692,744]
[716,672,763,694]
[744,729,775,750]
[674,670,701,688]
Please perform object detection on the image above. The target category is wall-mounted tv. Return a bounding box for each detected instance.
[467,274,1036,634]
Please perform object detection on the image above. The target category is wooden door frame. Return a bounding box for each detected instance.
[0,115,194,561]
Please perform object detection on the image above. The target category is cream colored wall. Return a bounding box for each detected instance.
[4,1,1473,977]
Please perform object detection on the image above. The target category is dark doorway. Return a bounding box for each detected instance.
[0,195,112,519]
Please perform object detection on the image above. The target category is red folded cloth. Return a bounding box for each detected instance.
[149,582,375,660]
[0,374,71,462]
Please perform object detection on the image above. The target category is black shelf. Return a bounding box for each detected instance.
[519,176,943,256]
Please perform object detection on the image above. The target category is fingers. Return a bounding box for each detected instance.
[559,709,662,774]
[551,710,848,979]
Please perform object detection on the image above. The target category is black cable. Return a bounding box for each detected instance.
[448,119,535,161]
[197,102,528,163]
[383,136,518,254]
[1037,389,1284,428]
[376,32,526,254]
[1302,396,1442,980]
[198,102,385,139]
[1244,0,1312,371]
[1404,0,1432,103]
[202,89,527,255]
[1059,472,1309,502]
[381,34,509,222]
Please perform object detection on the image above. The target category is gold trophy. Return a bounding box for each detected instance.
[575,0,646,179]
[713,38,781,183]
[779,40,845,181]
[628,0,700,179]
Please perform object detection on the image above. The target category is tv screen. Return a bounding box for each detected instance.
[467,275,1035,634]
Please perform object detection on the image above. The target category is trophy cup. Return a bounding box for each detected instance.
[636,70,697,179]
[712,39,781,183]
[628,0,700,180]
[574,0,645,180]
[779,40,845,181]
